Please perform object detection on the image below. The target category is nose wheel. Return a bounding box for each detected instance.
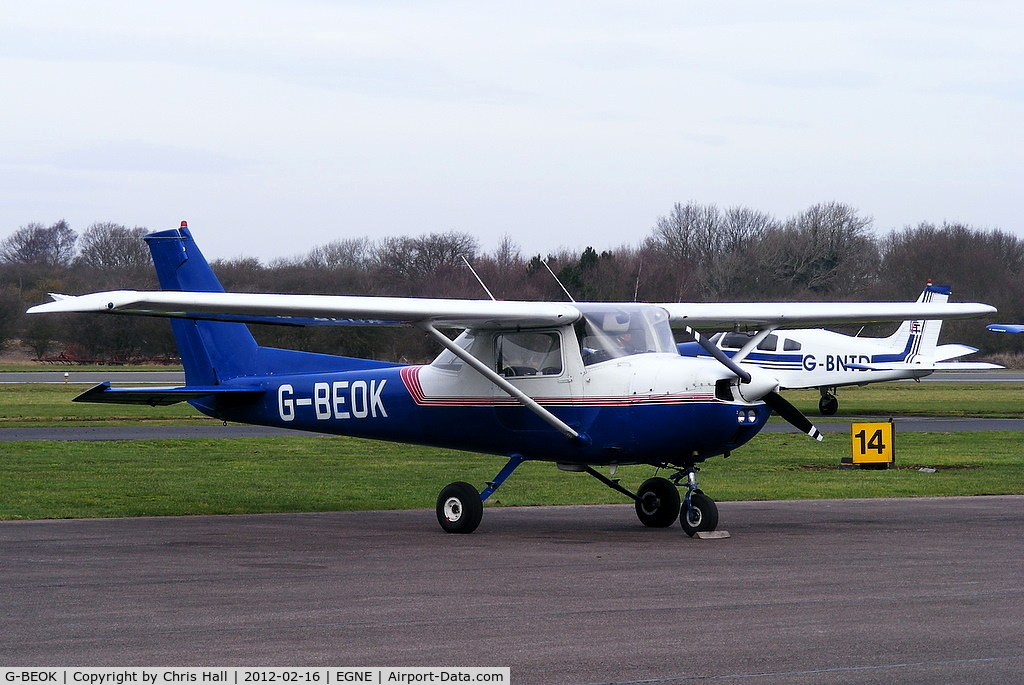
[818,389,839,416]
[680,490,719,537]
[676,468,719,537]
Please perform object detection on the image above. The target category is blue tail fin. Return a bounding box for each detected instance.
[145,222,399,387]
[145,222,259,385]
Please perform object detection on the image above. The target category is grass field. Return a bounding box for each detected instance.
[1,381,1023,520]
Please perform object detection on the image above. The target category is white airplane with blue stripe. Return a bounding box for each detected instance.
[27,224,997,536]
[678,282,1001,416]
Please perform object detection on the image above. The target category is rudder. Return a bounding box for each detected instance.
[145,222,259,385]
[882,281,949,363]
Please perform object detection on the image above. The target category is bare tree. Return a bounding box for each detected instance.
[766,202,878,297]
[373,231,479,295]
[645,202,778,300]
[302,237,372,270]
[76,222,151,272]
[0,220,77,266]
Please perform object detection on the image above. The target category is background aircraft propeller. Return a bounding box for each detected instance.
[684,326,823,441]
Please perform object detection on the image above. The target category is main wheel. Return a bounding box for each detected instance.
[680,491,719,537]
[819,393,839,416]
[436,482,483,534]
[635,477,681,527]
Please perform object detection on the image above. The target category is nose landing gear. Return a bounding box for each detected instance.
[678,469,719,537]
[818,388,839,416]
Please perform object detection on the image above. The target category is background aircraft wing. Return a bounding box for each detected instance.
[658,301,995,328]
[27,290,582,329]
[987,323,1024,334]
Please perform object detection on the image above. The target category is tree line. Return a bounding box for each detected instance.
[2,202,1023,364]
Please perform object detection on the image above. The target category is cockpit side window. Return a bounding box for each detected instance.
[757,334,778,351]
[720,332,754,350]
[494,331,563,377]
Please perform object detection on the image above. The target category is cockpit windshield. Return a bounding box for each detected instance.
[576,304,676,365]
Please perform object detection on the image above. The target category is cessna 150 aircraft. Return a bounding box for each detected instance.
[678,282,1000,415]
[27,224,997,536]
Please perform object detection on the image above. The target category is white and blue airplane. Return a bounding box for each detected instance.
[27,224,997,536]
[678,282,1000,416]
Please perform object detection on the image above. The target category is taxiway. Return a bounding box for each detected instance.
[2,498,1022,683]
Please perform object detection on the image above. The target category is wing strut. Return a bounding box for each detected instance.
[417,322,584,442]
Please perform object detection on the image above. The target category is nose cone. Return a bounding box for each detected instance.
[734,370,781,404]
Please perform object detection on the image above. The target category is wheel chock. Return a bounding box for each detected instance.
[695,530,731,540]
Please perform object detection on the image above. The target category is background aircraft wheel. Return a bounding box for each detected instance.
[436,482,483,534]
[680,492,719,537]
[635,477,681,527]
[818,393,839,416]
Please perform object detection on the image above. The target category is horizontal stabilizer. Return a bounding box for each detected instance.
[843,361,1002,373]
[931,361,1004,370]
[932,343,980,362]
[73,382,265,406]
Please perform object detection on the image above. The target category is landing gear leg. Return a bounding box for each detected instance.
[818,388,839,416]
[436,455,526,534]
[575,466,681,528]
[677,468,719,537]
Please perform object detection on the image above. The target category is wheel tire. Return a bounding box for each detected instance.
[680,491,719,537]
[436,482,483,534]
[635,477,681,528]
[819,393,839,416]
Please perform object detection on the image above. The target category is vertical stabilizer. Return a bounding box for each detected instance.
[145,222,259,385]
[882,281,949,363]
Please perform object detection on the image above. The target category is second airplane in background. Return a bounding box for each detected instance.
[678,282,1001,415]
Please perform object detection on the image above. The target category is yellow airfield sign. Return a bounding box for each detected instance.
[848,421,895,466]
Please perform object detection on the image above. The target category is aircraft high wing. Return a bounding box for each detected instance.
[27,223,998,536]
[678,282,1001,415]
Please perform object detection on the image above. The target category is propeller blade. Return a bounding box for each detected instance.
[684,326,751,383]
[762,391,823,441]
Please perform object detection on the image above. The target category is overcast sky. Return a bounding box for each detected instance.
[2,1,1021,262]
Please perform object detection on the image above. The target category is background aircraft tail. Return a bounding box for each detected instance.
[880,281,948,363]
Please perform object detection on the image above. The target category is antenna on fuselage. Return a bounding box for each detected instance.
[542,259,576,303]
[633,258,643,302]
[461,256,497,301]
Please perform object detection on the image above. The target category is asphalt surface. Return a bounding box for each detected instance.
[2,498,1022,683]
